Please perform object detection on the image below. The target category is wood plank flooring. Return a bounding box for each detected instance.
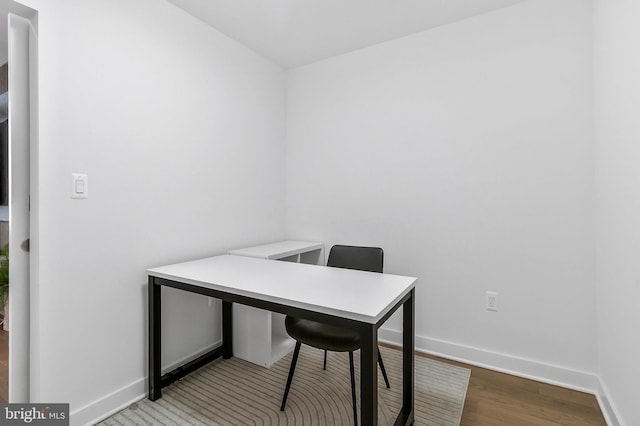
[0,334,607,425]
[409,348,607,426]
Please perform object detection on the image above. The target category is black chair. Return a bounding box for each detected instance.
[280,245,391,425]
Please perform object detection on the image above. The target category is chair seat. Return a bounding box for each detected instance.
[285,316,360,352]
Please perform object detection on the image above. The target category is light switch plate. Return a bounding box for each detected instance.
[71,173,88,199]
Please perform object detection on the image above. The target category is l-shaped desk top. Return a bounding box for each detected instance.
[148,254,417,324]
[148,252,417,425]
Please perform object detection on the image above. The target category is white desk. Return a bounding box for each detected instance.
[228,240,324,263]
[148,254,417,425]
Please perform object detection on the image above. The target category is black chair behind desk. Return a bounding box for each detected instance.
[280,245,391,425]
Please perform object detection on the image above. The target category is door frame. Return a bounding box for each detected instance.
[7,8,38,403]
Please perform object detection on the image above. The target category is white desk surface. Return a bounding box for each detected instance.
[227,240,323,259]
[148,254,416,324]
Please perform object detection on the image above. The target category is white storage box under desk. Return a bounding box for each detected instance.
[228,241,324,367]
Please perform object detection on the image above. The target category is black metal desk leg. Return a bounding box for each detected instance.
[360,324,378,425]
[148,277,162,401]
[402,288,415,424]
[222,300,233,359]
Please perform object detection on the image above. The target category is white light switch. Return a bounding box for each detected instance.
[71,173,88,199]
[75,179,85,194]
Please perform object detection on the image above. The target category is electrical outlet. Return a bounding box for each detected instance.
[486,291,498,311]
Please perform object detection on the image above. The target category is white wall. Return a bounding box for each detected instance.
[594,0,640,424]
[286,0,597,383]
[18,0,286,423]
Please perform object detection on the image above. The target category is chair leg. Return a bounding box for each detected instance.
[377,348,391,389]
[323,350,327,370]
[349,352,358,425]
[281,341,302,411]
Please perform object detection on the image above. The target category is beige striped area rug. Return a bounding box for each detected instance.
[100,346,470,425]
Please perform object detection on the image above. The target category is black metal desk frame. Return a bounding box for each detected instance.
[148,276,415,426]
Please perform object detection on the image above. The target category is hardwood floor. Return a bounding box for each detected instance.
[0,334,607,424]
[416,350,607,426]
[0,327,7,403]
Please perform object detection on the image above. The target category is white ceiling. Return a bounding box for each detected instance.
[167,0,523,69]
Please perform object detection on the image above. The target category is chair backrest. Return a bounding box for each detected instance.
[326,245,383,273]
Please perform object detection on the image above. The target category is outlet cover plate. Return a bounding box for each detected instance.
[486,291,498,311]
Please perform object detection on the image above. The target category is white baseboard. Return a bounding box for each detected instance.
[596,379,623,426]
[379,328,598,393]
[71,376,145,426]
[71,341,221,426]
